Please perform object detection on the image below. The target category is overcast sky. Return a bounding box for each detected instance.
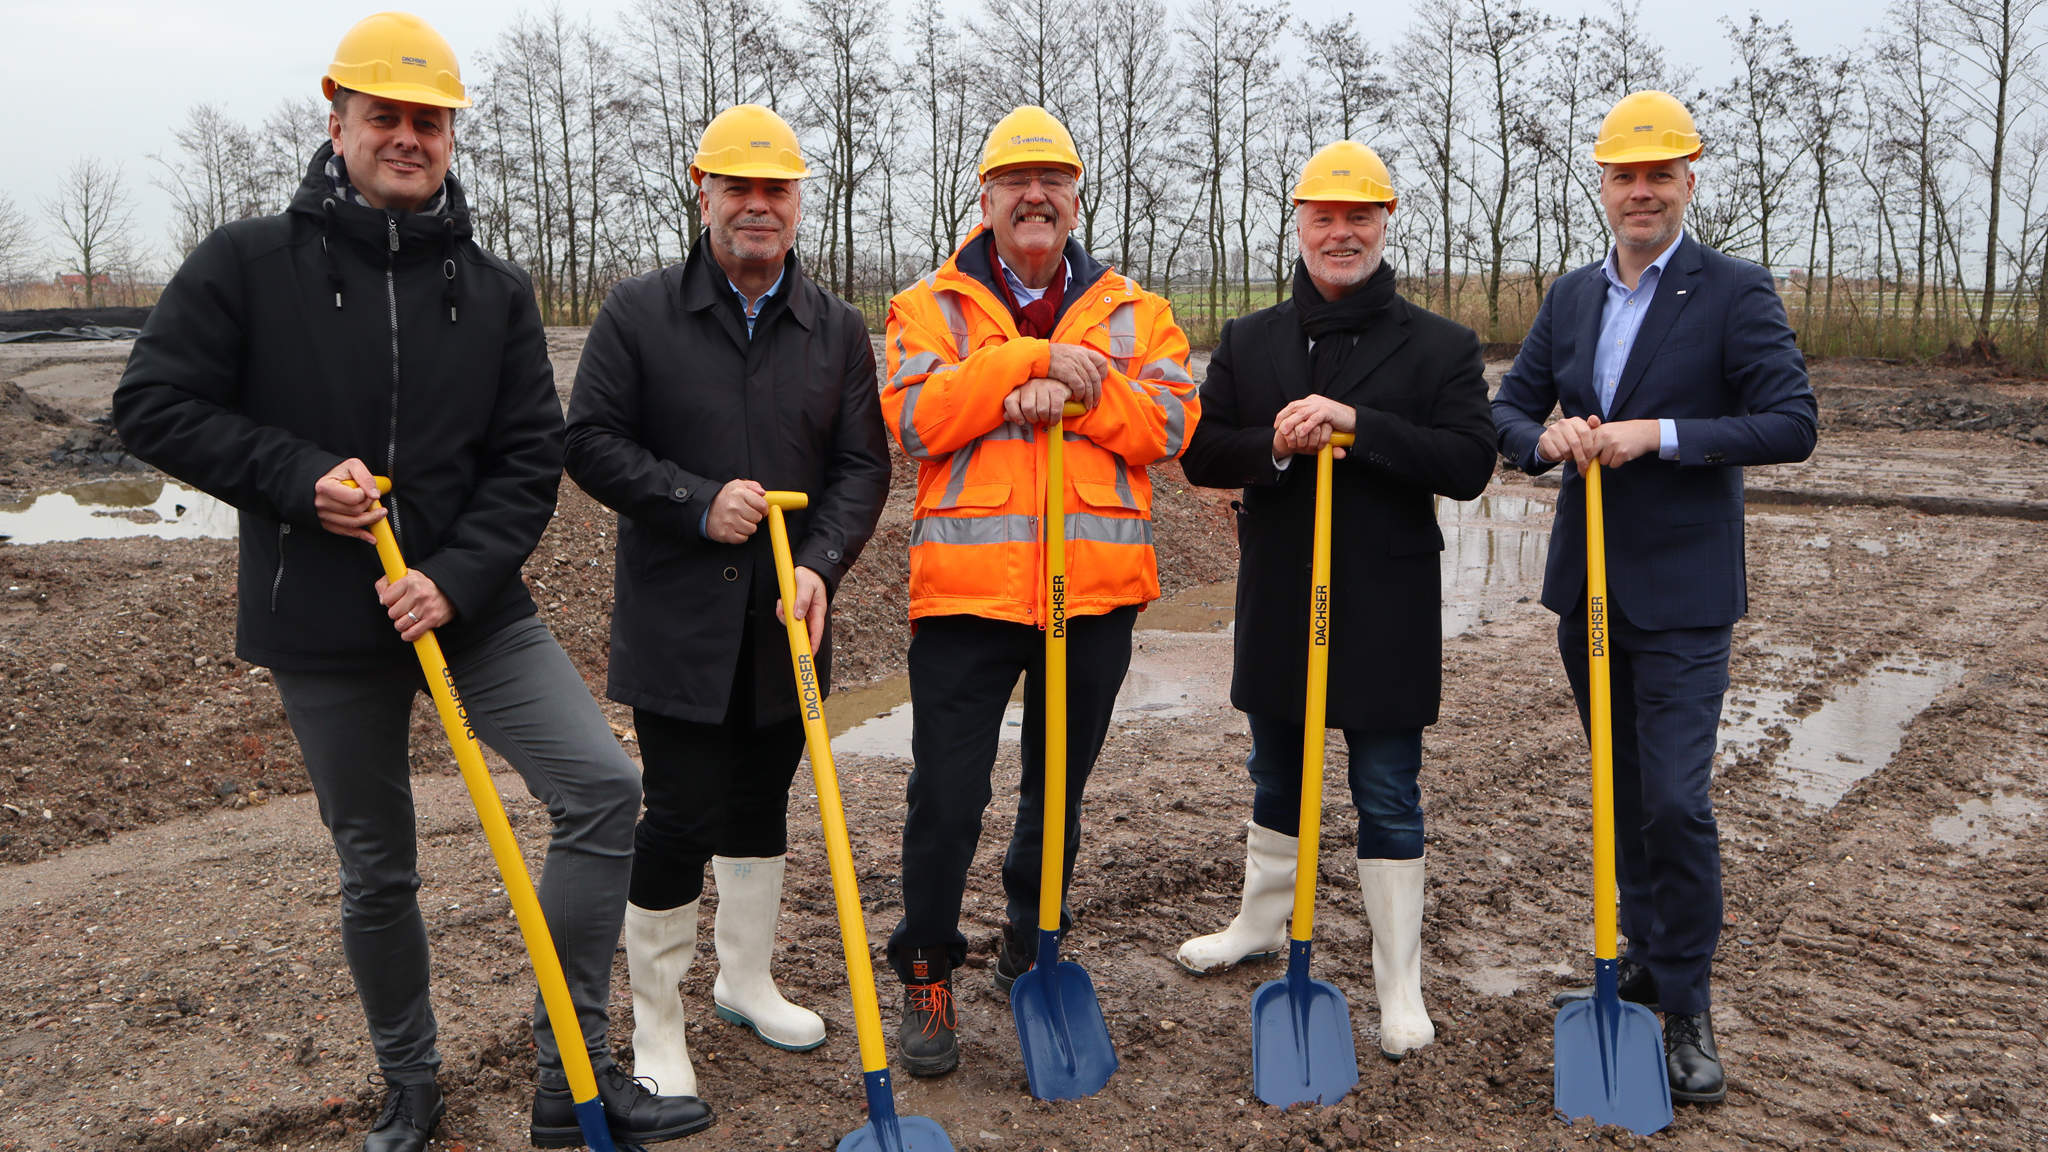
[7,0,1869,274]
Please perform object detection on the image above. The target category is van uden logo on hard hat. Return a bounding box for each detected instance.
[1633,123,1654,133]
[401,55,428,68]
[1332,168,1351,176]
[751,139,772,148]
[1011,134,1057,145]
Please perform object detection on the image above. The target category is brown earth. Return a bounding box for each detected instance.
[0,335,2044,1151]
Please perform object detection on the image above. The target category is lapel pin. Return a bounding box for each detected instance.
[1675,290,1688,296]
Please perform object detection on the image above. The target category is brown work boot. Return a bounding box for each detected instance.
[896,948,958,1077]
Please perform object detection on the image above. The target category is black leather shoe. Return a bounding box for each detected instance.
[1550,958,1660,1011]
[530,1061,713,1147]
[897,949,959,1077]
[1664,1011,1726,1104]
[362,1076,442,1152]
[993,922,1034,999]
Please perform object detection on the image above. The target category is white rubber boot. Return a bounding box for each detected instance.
[624,899,699,1098]
[711,855,827,1051]
[1175,822,1298,974]
[1358,856,1435,1059]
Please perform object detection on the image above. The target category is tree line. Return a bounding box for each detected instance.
[12,0,2048,365]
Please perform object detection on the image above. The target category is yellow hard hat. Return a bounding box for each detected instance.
[1593,90,1703,164]
[1291,140,1397,210]
[690,104,810,183]
[979,106,1083,181]
[322,12,470,109]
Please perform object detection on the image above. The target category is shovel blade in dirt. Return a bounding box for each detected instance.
[1011,929,1118,1101]
[1553,960,1672,1134]
[1250,941,1359,1108]
[835,1070,956,1152]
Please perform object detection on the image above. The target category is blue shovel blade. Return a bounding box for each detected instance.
[1250,941,1359,1109]
[838,1069,956,1152]
[571,1096,619,1152]
[1554,992,1673,1135]
[1011,947,1118,1101]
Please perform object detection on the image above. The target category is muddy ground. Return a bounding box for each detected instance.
[0,333,2043,1152]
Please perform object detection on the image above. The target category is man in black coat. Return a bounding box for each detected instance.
[564,104,890,1102]
[112,14,709,1152]
[1175,141,1495,1061]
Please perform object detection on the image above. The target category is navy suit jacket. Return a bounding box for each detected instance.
[1492,234,1817,630]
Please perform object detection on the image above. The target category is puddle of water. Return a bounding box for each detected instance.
[0,479,235,545]
[1929,790,2040,853]
[1437,493,1548,636]
[1721,655,1965,808]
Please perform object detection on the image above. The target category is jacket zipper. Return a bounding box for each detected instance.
[384,214,403,550]
[270,523,291,612]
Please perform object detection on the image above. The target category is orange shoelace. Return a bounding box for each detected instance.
[906,980,956,1037]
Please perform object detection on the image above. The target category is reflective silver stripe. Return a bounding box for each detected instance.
[910,514,1037,547]
[1137,371,1193,457]
[896,382,929,459]
[1066,513,1153,547]
[982,422,1034,442]
[934,291,970,357]
[890,344,943,389]
[1104,302,1138,373]
[1138,355,1194,385]
[1113,459,1135,509]
[940,439,977,507]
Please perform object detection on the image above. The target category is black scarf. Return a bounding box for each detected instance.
[1292,257,1396,390]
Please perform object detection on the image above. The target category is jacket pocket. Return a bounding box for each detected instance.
[1073,480,1135,512]
[942,481,1011,510]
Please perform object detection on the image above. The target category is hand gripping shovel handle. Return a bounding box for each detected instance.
[348,480,617,1152]
[764,492,953,1151]
[1287,433,1354,941]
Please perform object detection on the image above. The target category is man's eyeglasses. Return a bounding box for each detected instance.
[988,170,1077,194]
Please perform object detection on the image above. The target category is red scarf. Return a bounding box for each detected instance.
[993,258,1066,338]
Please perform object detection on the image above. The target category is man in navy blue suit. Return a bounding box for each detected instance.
[1492,90,1817,1106]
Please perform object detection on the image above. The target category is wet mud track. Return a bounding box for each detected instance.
[0,340,2043,1150]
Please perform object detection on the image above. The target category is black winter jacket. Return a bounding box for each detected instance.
[1179,287,1495,730]
[565,237,889,725]
[113,144,561,671]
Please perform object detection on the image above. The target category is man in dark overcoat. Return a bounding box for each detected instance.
[1175,140,1495,1060]
[563,104,890,1101]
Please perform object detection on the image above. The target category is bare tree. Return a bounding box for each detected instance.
[1460,0,1548,337]
[1939,0,2046,345]
[1303,15,1388,140]
[1395,0,1467,312]
[0,194,36,285]
[903,0,979,268]
[256,96,332,210]
[1706,14,1811,270]
[46,158,137,308]
[800,0,891,299]
[153,104,267,258]
[1874,0,1967,345]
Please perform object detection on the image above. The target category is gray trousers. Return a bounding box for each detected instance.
[274,615,639,1087]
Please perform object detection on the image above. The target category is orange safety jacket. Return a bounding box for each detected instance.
[883,228,1199,626]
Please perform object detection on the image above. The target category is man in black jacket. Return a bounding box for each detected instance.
[1174,141,1495,1061]
[112,14,709,1152]
[564,104,889,1102]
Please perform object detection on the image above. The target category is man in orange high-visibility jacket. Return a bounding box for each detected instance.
[881,105,1199,1078]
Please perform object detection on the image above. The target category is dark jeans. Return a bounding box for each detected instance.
[886,608,1136,981]
[1244,713,1424,860]
[274,616,640,1086]
[1557,600,1732,1017]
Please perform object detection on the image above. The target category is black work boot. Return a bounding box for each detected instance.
[1550,957,1660,1011]
[362,1076,443,1152]
[530,1061,714,1147]
[1664,1010,1726,1104]
[994,921,1035,999]
[897,948,959,1077]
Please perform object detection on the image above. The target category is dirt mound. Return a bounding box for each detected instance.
[0,379,76,427]
[0,306,152,334]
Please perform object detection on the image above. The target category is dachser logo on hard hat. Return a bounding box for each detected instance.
[751,139,772,148]
[401,55,429,68]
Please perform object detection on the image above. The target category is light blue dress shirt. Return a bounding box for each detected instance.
[1595,230,1685,459]
[996,254,1070,303]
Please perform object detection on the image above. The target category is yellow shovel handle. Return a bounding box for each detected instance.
[1584,462,1619,961]
[349,479,599,1106]
[762,492,889,1076]
[1287,432,1355,940]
